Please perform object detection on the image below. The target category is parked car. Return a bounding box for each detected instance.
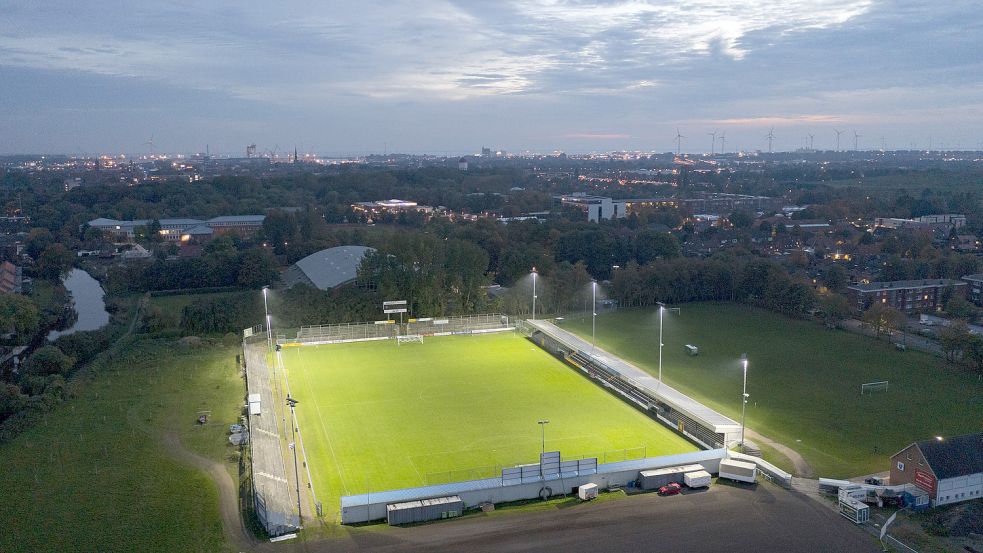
[658,482,682,496]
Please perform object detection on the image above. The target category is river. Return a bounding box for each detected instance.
[47,269,111,341]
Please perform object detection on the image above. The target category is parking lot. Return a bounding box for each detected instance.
[290,481,881,553]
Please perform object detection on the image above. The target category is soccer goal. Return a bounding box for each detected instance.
[860,381,889,395]
[397,334,424,346]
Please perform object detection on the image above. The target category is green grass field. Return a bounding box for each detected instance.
[0,339,244,553]
[282,332,696,511]
[563,303,983,478]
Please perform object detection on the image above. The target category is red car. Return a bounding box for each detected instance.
[658,482,682,496]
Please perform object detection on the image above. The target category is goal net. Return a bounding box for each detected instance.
[860,381,889,395]
[397,334,424,346]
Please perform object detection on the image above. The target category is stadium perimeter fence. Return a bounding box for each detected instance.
[280,313,512,346]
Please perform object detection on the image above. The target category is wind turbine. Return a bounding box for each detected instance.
[834,129,844,152]
[765,128,775,153]
[853,130,862,151]
[708,130,717,155]
[675,128,685,155]
[719,131,726,154]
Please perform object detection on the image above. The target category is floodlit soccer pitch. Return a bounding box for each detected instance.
[281,332,696,513]
[562,303,983,478]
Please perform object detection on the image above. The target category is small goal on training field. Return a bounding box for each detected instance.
[860,381,889,395]
[397,334,424,346]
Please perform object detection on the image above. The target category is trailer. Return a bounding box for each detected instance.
[638,464,705,490]
[386,495,463,525]
[683,470,712,488]
[838,489,870,524]
[684,344,699,356]
[718,459,757,484]
[247,393,261,416]
[578,483,598,501]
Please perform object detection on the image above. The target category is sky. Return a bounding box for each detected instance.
[1,1,982,155]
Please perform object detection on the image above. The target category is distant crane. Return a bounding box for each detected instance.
[853,130,862,151]
[675,128,685,155]
[834,129,844,152]
[708,130,717,155]
[765,128,775,153]
[718,131,726,154]
[143,135,155,158]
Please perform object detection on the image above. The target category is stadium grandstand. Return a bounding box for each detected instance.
[280,245,375,290]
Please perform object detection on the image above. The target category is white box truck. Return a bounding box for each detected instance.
[683,470,712,488]
[578,483,598,501]
[718,459,757,483]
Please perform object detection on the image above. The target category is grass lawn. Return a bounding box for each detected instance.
[0,338,244,553]
[562,303,983,478]
[282,332,696,516]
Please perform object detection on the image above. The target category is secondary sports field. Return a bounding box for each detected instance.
[282,332,695,510]
[563,303,983,478]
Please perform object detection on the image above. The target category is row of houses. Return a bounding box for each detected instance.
[84,215,265,243]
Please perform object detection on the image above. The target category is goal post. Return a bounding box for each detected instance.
[396,334,424,346]
[860,381,889,395]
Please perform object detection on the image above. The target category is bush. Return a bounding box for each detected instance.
[22,345,74,377]
[54,329,113,366]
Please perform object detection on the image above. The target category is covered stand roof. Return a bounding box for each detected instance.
[282,245,375,290]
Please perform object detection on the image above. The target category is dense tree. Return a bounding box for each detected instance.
[862,303,905,338]
[0,294,39,337]
[22,345,74,377]
[634,230,680,263]
[36,244,75,280]
[821,265,848,293]
[939,320,973,363]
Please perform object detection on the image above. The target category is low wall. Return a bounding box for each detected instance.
[340,449,727,524]
[728,451,792,488]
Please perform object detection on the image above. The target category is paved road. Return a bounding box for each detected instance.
[238,483,878,553]
[840,319,942,354]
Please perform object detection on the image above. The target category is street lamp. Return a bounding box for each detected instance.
[537,419,549,454]
[591,280,597,349]
[740,353,749,449]
[531,267,538,320]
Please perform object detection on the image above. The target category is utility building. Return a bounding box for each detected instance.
[890,433,983,507]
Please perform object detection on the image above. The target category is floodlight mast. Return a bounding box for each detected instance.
[262,286,272,352]
[656,302,680,383]
[740,353,749,448]
[531,267,538,320]
[591,280,597,349]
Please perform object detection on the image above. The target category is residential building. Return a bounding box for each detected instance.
[0,261,23,294]
[846,279,965,313]
[961,274,983,306]
[890,433,983,507]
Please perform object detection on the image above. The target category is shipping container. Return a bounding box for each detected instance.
[718,459,757,483]
[683,470,712,488]
[248,401,261,416]
[638,464,705,490]
[386,495,463,525]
